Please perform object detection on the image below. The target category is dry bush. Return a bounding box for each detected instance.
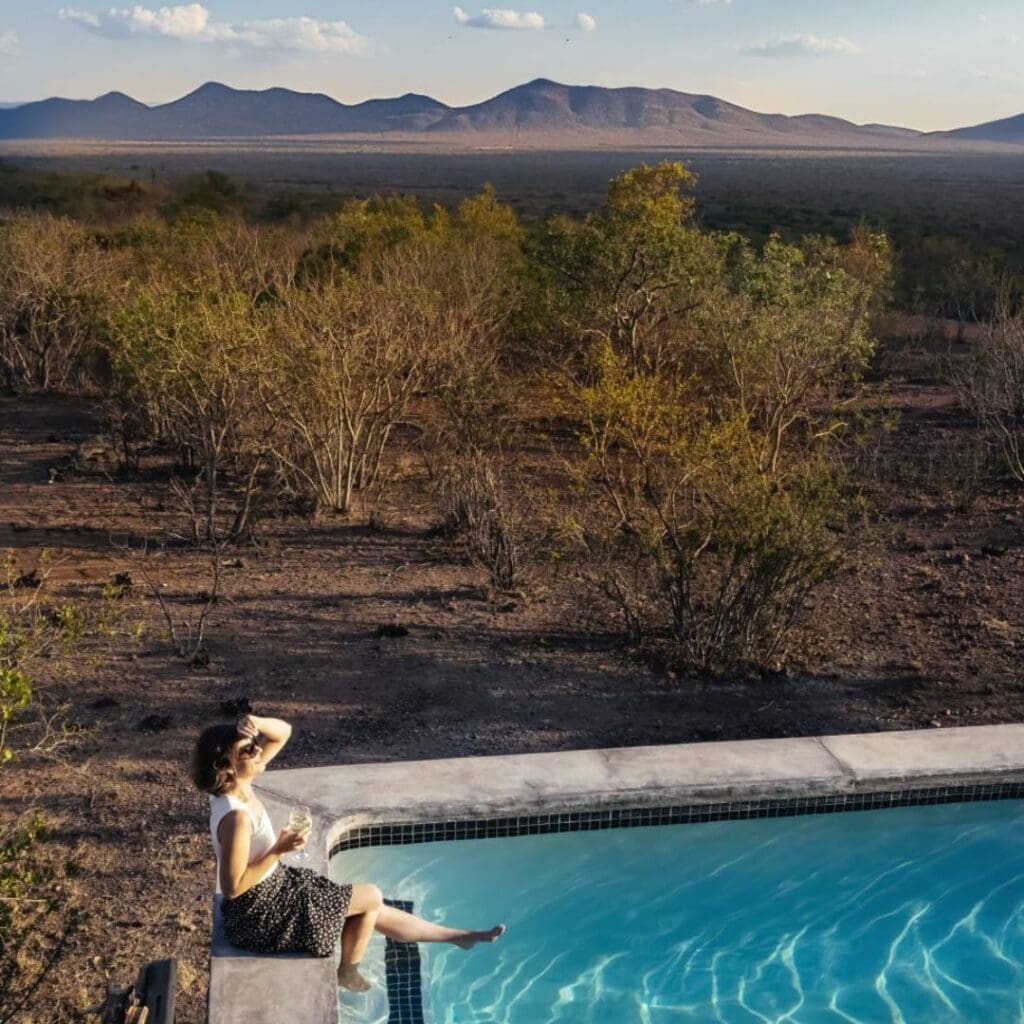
[1,551,133,761]
[0,814,83,1024]
[1,552,92,763]
[139,214,302,298]
[561,343,840,671]
[109,285,278,543]
[115,541,222,664]
[953,301,1024,484]
[425,222,529,590]
[438,447,525,593]
[0,213,124,390]
[267,202,520,516]
[98,193,523,537]
[263,263,441,516]
[0,554,91,1020]
[103,217,301,524]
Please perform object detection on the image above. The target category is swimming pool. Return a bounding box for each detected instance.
[332,797,1024,1023]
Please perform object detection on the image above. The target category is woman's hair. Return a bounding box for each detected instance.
[192,723,242,795]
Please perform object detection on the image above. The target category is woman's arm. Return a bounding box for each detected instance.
[217,811,305,898]
[238,715,292,768]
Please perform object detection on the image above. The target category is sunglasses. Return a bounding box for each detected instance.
[236,736,263,760]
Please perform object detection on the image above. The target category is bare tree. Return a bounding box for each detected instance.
[0,214,123,390]
[438,446,524,593]
[111,537,222,664]
[265,237,501,515]
[953,297,1024,483]
[109,286,278,543]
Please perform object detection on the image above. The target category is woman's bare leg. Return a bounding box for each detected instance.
[374,903,505,949]
[338,884,384,992]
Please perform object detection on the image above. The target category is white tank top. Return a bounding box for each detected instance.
[209,792,278,894]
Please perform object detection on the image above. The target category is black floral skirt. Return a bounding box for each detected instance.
[222,864,354,957]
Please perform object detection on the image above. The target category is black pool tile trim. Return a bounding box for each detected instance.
[382,899,424,1024]
[330,781,1024,857]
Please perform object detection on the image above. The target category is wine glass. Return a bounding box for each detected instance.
[287,804,312,862]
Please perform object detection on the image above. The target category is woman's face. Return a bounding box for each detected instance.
[231,735,265,780]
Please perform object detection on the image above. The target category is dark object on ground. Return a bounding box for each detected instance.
[46,447,83,483]
[109,571,134,597]
[219,696,252,717]
[189,648,210,669]
[135,714,173,733]
[13,568,41,588]
[376,623,410,638]
[982,543,1009,557]
[135,958,176,1024]
[79,958,176,1023]
[78,981,133,1023]
[91,696,120,710]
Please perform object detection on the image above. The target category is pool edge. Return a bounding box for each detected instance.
[209,723,1024,1024]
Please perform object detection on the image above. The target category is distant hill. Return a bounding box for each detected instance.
[0,78,1001,145]
[0,91,152,139]
[144,82,451,137]
[934,112,1024,145]
[428,80,908,141]
[0,82,451,140]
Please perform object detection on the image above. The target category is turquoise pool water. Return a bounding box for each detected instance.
[331,799,1024,1023]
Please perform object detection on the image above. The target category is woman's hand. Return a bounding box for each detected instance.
[237,714,260,739]
[236,715,292,767]
[273,827,307,855]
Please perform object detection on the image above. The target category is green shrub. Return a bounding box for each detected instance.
[544,165,888,672]
[0,815,83,1024]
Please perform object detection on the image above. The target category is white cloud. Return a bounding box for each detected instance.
[58,9,100,28]
[692,0,732,4]
[229,18,365,52]
[746,33,861,58]
[58,4,367,52]
[0,30,18,56]
[575,12,596,31]
[453,6,545,30]
[59,4,215,39]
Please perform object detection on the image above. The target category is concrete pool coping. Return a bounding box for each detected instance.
[207,723,1024,1023]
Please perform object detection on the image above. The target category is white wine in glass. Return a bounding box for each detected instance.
[287,804,312,862]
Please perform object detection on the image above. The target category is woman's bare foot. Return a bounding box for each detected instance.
[452,925,506,950]
[337,963,372,993]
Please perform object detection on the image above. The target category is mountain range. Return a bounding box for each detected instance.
[0,79,1020,146]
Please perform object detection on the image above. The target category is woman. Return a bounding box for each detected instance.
[192,714,505,992]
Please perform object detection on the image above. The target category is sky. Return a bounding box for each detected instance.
[0,1,1021,131]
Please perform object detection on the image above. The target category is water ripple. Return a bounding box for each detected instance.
[333,800,1024,1024]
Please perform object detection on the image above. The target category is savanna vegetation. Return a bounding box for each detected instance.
[2,156,1023,669]
[1,155,1023,1020]
[0,162,904,669]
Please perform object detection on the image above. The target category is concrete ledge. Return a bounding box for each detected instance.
[207,790,337,1024]
[820,723,1024,785]
[259,736,847,826]
[209,724,1024,1024]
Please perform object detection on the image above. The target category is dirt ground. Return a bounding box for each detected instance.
[1,324,1022,1022]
